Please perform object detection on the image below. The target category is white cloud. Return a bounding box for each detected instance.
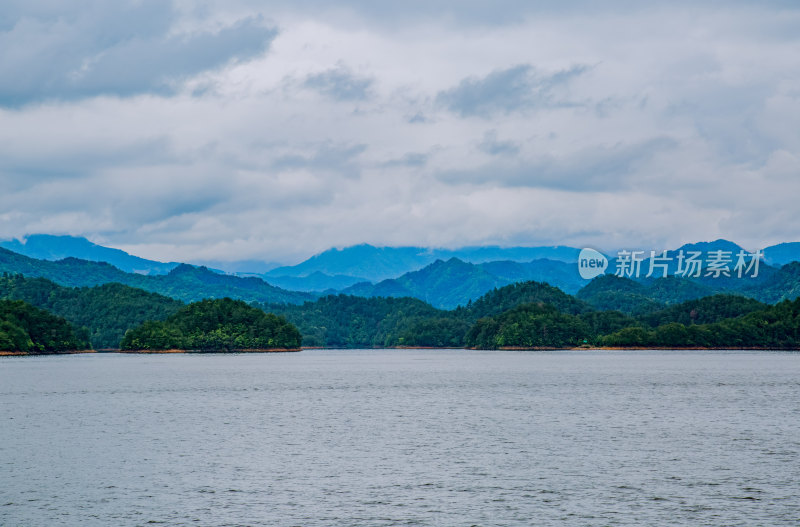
[0,1,798,264]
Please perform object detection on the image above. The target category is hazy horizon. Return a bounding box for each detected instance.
[0,232,789,269]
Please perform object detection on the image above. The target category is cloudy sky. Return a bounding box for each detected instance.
[1,1,798,264]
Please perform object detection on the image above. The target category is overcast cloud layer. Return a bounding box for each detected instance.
[1,1,799,264]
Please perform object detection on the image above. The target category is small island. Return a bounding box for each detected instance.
[120,298,302,352]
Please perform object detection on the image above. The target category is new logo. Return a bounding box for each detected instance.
[578,248,608,279]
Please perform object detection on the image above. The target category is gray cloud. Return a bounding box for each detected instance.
[478,130,520,156]
[1,1,799,262]
[272,143,368,177]
[0,1,276,106]
[213,0,800,28]
[382,152,429,168]
[440,137,678,191]
[303,64,374,101]
[0,137,173,182]
[436,64,588,118]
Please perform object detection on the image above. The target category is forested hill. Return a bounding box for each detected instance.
[0,299,89,353]
[637,295,767,327]
[121,298,302,351]
[265,281,600,348]
[0,248,313,305]
[0,275,184,348]
[342,258,506,310]
[265,277,800,350]
[576,275,711,314]
[2,272,799,351]
[577,266,800,314]
[746,262,800,303]
[341,257,587,309]
[332,254,799,311]
[154,264,313,304]
[467,280,591,318]
[261,295,457,348]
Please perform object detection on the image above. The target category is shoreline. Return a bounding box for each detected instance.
[0,349,96,357]
[117,348,302,354]
[1,348,300,356]
[3,346,798,357]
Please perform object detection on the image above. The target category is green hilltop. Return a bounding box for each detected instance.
[0,299,89,353]
[121,298,301,352]
[0,274,183,348]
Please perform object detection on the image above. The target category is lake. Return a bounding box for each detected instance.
[2,349,799,526]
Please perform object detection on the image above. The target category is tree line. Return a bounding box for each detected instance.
[120,298,301,351]
[3,272,800,352]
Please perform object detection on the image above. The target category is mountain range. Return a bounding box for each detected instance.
[0,248,312,305]
[340,257,589,309]
[1,235,800,311]
[3,235,800,351]
[0,235,584,292]
[260,243,582,287]
[0,235,179,275]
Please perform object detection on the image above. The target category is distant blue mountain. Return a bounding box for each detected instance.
[0,248,312,305]
[195,259,284,275]
[341,258,507,309]
[439,245,581,264]
[339,257,589,309]
[479,259,588,294]
[259,272,365,293]
[264,245,428,282]
[7,235,794,305]
[763,242,800,266]
[673,239,746,255]
[0,236,582,285]
[265,244,581,282]
[0,235,179,275]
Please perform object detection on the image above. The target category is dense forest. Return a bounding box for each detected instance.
[464,293,800,350]
[121,298,302,351]
[0,299,89,353]
[260,295,454,347]
[600,298,800,348]
[465,303,593,349]
[1,255,800,352]
[260,280,594,348]
[0,274,184,348]
[267,283,800,350]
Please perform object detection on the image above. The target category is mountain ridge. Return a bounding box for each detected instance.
[0,248,312,305]
[0,234,179,275]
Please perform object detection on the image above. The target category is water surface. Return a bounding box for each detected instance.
[2,349,799,526]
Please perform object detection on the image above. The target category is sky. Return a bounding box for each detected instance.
[1,1,799,265]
